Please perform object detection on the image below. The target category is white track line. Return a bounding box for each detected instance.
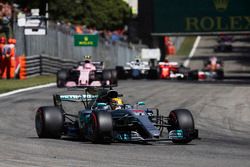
[183,36,201,67]
[0,83,56,98]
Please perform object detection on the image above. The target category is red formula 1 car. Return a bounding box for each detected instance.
[57,60,117,88]
[159,62,187,79]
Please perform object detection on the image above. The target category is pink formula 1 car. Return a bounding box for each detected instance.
[56,60,117,88]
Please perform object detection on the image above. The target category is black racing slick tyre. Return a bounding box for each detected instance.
[168,109,195,144]
[216,69,224,80]
[111,69,118,85]
[103,70,112,81]
[90,111,113,143]
[57,70,68,88]
[116,66,127,79]
[35,106,64,139]
[188,70,198,80]
[147,69,159,80]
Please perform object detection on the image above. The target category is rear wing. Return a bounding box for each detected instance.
[141,48,161,61]
[159,62,179,66]
[93,62,104,72]
[53,94,98,109]
[92,61,104,66]
[56,94,98,102]
[53,86,118,108]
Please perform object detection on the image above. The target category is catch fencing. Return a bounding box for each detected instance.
[14,23,146,71]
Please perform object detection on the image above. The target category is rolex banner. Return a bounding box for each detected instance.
[153,0,250,35]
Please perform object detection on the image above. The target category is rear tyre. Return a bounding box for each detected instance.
[216,69,224,80]
[90,111,113,143]
[57,70,68,88]
[103,70,112,82]
[147,69,159,79]
[116,66,127,79]
[168,109,195,144]
[188,70,198,80]
[35,106,64,139]
[111,69,118,85]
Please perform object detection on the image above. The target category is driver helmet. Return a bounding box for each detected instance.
[135,59,140,65]
[8,38,13,44]
[84,55,91,63]
[111,98,123,110]
[210,56,218,63]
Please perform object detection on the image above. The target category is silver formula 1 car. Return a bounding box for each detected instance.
[35,87,199,144]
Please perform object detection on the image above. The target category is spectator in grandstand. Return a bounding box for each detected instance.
[54,20,128,44]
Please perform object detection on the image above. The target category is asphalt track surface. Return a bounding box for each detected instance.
[1,35,250,167]
[170,35,250,82]
[0,80,250,167]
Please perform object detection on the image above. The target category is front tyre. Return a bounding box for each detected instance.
[35,106,64,139]
[90,111,113,143]
[168,109,195,144]
[56,70,68,88]
[216,69,224,80]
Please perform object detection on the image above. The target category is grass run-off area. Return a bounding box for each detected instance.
[0,75,56,94]
[176,36,197,56]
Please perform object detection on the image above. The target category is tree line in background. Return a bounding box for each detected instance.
[12,0,132,30]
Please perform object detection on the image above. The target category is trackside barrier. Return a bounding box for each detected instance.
[18,56,26,79]
[1,55,76,79]
[25,54,77,78]
[10,57,16,79]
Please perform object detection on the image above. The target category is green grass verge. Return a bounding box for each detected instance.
[0,75,56,94]
[176,36,197,56]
